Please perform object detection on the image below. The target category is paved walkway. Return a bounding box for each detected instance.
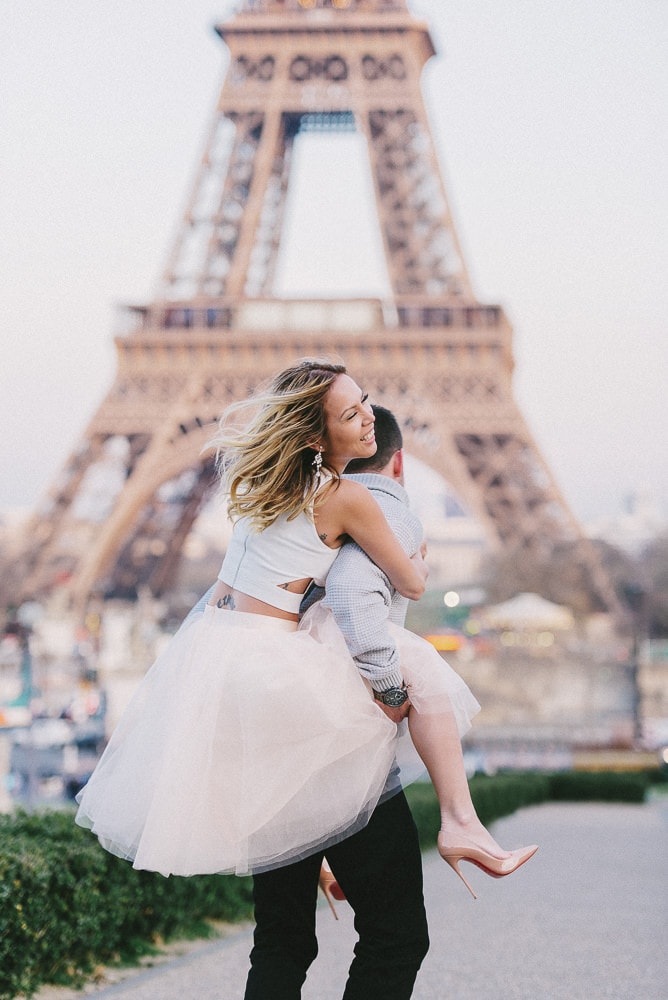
[41,799,667,1000]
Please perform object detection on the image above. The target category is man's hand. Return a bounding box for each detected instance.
[377,699,411,724]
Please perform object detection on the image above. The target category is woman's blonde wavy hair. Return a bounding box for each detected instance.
[210,358,346,530]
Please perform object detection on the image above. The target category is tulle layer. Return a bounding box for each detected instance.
[387,622,481,727]
[76,606,400,877]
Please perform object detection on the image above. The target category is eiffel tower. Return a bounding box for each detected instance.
[9,0,615,613]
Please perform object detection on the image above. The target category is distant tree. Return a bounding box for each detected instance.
[592,539,638,600]
[591,534,668,638]
[481,539,608,617]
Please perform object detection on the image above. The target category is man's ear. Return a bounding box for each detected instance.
[391,449,404,481]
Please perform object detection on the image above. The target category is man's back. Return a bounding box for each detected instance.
[323,470,423,693]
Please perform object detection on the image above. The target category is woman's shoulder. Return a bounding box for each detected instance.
[319,475,362,499]
[318,475,378,516]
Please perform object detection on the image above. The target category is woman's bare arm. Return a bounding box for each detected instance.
[315,479,427,601]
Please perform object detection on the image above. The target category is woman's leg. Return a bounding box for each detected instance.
[391,624,534,863]
[407,705,510,858]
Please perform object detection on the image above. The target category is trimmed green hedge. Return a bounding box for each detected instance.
[0,810,253,1000]
[0,768,659,1000]
[547,769,651,803]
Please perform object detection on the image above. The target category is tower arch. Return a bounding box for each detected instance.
[7,0,617,614]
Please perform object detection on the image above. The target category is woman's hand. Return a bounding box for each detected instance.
[410,540,429,589]
[376,699,411,724]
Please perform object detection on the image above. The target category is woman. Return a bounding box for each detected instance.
[76,359,535,891]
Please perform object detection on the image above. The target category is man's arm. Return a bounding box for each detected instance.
[323,542,405,692]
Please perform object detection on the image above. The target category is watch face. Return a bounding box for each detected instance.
[383,688,407,707]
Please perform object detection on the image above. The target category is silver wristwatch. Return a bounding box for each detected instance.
[374,684,408,708]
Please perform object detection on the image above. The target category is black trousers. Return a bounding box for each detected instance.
[244,790,429,1000]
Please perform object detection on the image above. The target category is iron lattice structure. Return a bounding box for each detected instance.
[9,0,615,611]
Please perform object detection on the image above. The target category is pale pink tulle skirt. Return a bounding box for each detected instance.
[75,603,479,878]
[384,621,481,726]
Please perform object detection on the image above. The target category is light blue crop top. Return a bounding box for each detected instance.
[217,504,339,614]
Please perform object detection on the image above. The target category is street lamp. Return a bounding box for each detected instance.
[622,583,646,746]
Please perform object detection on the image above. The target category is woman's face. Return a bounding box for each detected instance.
[321,374,376,471]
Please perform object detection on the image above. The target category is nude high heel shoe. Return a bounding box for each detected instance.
[319,861,346,920]
[437,835,538,900]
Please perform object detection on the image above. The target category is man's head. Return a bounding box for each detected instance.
[345,405,404,483]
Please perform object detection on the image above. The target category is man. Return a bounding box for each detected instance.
[244,406,430,1000]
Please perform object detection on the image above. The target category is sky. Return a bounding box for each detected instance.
[1,0,666,528]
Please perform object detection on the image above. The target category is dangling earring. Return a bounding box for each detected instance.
[312,447,323,480]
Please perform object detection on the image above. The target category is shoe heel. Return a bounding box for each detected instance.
[444,856,477,900]
[320,881,339,920]
[319,863,344,920]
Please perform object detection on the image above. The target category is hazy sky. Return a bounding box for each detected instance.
[1,0,666,526]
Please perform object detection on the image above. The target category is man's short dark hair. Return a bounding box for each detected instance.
[345,405,403,473]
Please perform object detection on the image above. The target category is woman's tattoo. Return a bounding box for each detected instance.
[217,594,236,609]
[319,532,327,541]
